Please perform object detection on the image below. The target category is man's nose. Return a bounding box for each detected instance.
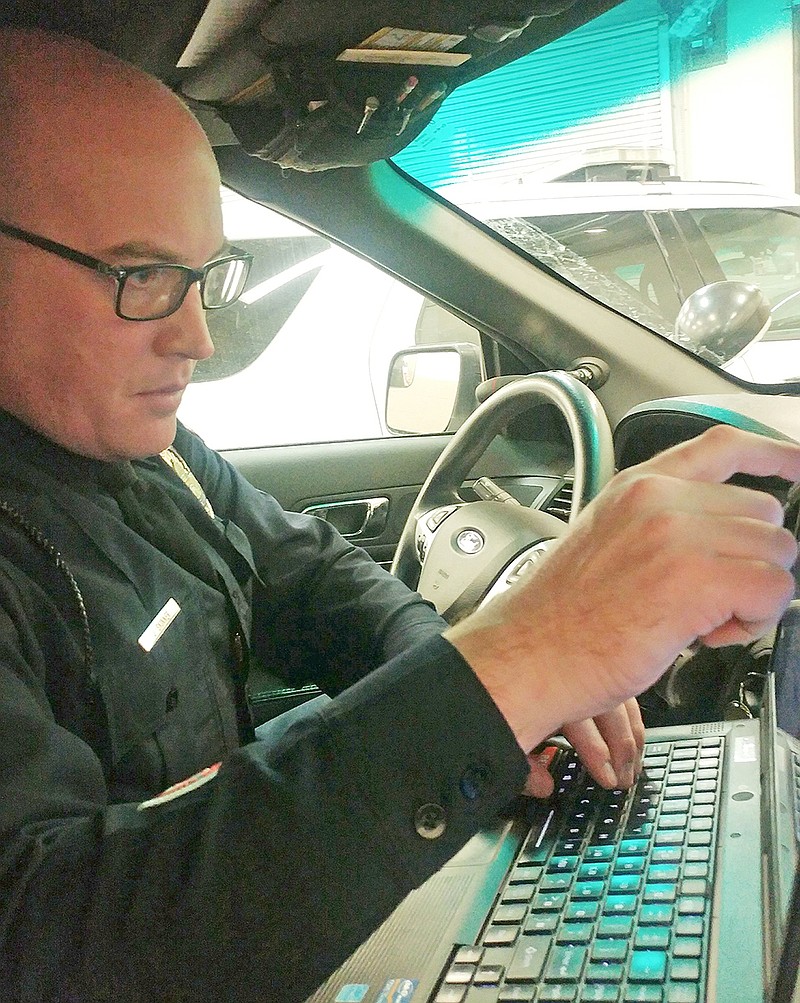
[154,284,215,360]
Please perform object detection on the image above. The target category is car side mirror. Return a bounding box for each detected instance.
[674,280,772,366]
[385,344,483,435]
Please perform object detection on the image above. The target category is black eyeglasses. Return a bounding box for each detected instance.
[0,220,253,321]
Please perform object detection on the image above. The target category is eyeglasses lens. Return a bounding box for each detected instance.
[119,266,189,321]
[203,257,250,309]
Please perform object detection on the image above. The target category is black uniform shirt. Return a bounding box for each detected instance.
[0,411,528,1003]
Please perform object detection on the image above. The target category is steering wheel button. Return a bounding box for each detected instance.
[455,529,485,555]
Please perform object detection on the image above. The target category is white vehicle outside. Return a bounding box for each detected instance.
[178,179,800,450]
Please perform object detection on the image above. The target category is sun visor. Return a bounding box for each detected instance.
[177,1,616,172]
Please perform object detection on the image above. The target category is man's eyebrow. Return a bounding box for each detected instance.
[99,240,231,264]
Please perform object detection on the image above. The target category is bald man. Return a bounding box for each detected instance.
[1,27,800,1003]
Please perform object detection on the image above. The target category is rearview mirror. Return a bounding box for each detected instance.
[674,280,771,366]
[385,344,483,435]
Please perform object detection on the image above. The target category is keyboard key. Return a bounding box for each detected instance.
[675,917,704,937]
[473,965,504,985]
[580,986,620,1001]
[550,856,581,874]
[643,884,677,904]
[673,937,702,958]
[614,857,645,875]
[657,814,687,830]
[679,879,708,897]
[628,949,667,982]
[545,944,587,982]
[654,832,684,847]
[624,822,653,838]
[538,987,579,1001]
[532,893,567,912]
[663,786,691,799]
[669,957,700,981]
[585,845,615,862]
[525,913,558,934]
[624,986,663,1002]
[445,964,476,984]
[635,928,670,950]
[666,987,698,1003]
[579,862,611,881]
[573,881,605,901]
[677,897,706,916]
[454,947,484,965]
[609,875,641,895]
[618,839,648,856]
[695,780,717,793]
[566,901,600,922]
[498,988,535,1002]
[435,985,467,1003]
[510,866,542,883]
[660,799,690,814]
[542,874,574,893]
[585,962,624,983]
[558,922,593,945]
[503,884,537,903]
[685,847,709,863]
[687,832,711,847]
[464,990,507,1003]
[494,904,528,925]
[603,895,637,915]
[647,864,679,884]
[506,935,550,982]
[590,940,627,963]
[597,915,633,938]
[651,848,682,864]
[640,904,674,925]
[690,805,714,819]
[483,926,518,946]
[682,863,708,880]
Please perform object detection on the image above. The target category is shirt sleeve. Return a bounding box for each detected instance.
[0,562,529,1002]
[172,424,450,692]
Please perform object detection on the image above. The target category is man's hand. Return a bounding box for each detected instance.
[446,425,800,755]
[523,698,645,796]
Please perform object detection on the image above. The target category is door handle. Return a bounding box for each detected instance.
[302,497,389,540]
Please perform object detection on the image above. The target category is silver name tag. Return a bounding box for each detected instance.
[138,598,181,652]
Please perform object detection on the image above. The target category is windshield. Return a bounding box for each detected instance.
[393,0,800,387]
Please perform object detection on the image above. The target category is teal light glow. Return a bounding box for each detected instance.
[393,0,788,190]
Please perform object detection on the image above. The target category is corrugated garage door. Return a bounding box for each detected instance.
[395,14,672,188]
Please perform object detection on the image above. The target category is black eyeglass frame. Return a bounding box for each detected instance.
[0,220,253,321]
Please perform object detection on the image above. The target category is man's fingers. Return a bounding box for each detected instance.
[641,424,800,486]
[523,753,555,798]
[562,701,644,790]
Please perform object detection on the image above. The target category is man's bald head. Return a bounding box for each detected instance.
[0,28,217,230]
[0,28,224,460]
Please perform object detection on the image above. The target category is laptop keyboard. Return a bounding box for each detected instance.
[435,736,723,1003]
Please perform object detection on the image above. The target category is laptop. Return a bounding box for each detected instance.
[308,602,800,1003]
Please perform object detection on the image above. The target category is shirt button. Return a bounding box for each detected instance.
[415,803,447,839]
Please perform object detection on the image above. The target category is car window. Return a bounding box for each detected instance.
[178,188,482,450]
[393,0,800,387]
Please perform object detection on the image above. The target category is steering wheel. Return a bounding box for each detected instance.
[391,371,615,622]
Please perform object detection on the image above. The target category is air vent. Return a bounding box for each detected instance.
[545,479,573,522]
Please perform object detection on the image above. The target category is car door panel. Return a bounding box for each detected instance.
[223,434,452,566]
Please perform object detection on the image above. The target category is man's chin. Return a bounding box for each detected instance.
[114,415,178,461]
